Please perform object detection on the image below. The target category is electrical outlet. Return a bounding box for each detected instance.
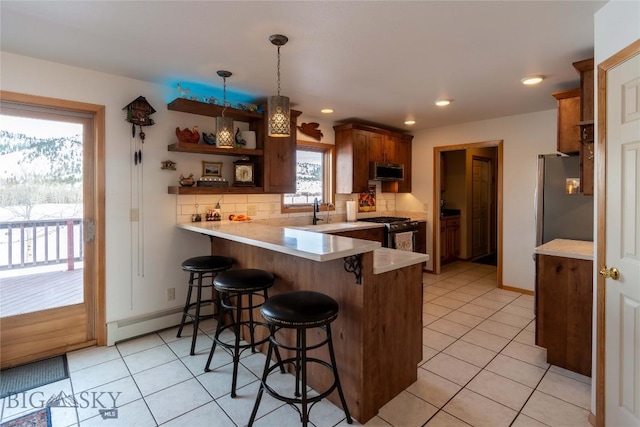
[166,288,175,301]
[247,205,257,216]
[130,208,139,222]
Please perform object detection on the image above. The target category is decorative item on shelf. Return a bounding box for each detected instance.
[202,161,222,177]
[235,128,246,148]
[233,156,255,187]
[203,96,217,105]
[267,34,290,137]
[197,177,229,188]
[202,132,217,145]
[216,70,235,148]
[161,160,176,170]
[179,173,196,187]
[297,122,323,141]
[247,104,258,112]
[241,131,256,149]
[176,126,200,144]
[191,204,201,222]
[177,83,190,99]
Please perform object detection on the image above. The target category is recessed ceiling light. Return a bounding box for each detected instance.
[521,76,544,85]
[404,120,416,125]
[435,100,451,107]
[320,108,334,114]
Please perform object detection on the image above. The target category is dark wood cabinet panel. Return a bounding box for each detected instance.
[553,89,581,155]
[330,227,384,244]
[440,216,460,264]
[262,113,298,193]
[535,254,593,376]
[574,58,595,196]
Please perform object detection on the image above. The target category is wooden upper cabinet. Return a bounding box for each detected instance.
[334,122,412,194]
[335,126,370,194]
[573,58,595,196]
[552,88,581,155]
[262,109,300,193]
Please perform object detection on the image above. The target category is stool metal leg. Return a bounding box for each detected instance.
[248,325,275,427]
[294,328,302,397]
[176,272,195,338]
[189,272,205,355]
[300,328,309,427]
[204,290,225,372]
[230,293,242,397]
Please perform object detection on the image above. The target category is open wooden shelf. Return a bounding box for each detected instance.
[168,141,263,157]
[168,98,263,121]
[168,186,265,195]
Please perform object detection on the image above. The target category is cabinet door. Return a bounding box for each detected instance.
[263,114,297,193]
[536,254,593,376]
[383,135,398,163]
[440,220,446,262]
[396,137,412,193]
[553,89,581,155]
[415,221,427,255]
[368,132,385,163]
[331,227,384,244]
[352,130,372,192]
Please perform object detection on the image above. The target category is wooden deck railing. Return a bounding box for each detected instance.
[0,218,83,271]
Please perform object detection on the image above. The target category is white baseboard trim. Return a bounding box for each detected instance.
[106,306,184,346]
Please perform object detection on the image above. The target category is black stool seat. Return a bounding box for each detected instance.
[177,255,234,356]
[248,290,352,426]
[213,269,275,292]
[181,255,234,273]
[261,291,338,327]
[205,268,277,398]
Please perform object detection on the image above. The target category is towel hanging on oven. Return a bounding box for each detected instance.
[394,232,413,251]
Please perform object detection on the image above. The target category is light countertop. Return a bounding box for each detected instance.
[534,239,594,261]
[286,221,384,233]
[178,221,428,273]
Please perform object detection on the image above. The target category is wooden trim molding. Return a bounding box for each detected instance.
[501,285,534,296]
[0,90,107,347]
[595,39,640,427]
[433,140,503,286]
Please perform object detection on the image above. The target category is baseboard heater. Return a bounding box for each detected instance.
[106,306,185,346]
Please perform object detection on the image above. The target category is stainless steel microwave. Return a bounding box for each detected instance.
[369,162,405,181]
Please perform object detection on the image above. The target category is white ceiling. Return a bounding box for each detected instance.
[0,1,606,131]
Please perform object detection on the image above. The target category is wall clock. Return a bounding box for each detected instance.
[233,158,255,186]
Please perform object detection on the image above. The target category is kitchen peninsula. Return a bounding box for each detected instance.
[178,220,428,423]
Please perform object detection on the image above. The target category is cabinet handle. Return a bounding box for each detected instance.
[599,266,620,280]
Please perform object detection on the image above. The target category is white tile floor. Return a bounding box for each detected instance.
[0,261,593,427]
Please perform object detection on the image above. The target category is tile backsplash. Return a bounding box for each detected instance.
[175,182,400,224]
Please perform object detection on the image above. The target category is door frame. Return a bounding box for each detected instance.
[0,91,106,363]
[595,39,640,427]
[432,140,503,287]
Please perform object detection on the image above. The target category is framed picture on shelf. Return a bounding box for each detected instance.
[202,161,222,177]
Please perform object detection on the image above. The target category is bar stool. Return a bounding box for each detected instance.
[205,268,278,398]
[176,255,234,356]
[248,290,352,427]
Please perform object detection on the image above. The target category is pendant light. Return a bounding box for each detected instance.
[216,70,235,148]
[268,34,290,137]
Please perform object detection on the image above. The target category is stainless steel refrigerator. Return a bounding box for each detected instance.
[535,154,594,246]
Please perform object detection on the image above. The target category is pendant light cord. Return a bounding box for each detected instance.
[277,45,281,96]
[222,76,227,117]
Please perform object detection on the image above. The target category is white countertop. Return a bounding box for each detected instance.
[534,239,594,261]
[286,221,384,233]
[178,221,428,273]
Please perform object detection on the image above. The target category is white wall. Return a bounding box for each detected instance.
[592,0,640,416]
[0,52,209,326]
[398,109,557,291]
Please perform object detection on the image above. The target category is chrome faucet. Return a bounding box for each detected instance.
[313,198,324,225]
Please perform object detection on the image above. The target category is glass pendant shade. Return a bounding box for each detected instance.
[268,95,290,137]
[216,116,234,148]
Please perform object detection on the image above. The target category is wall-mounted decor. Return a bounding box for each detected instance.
[358,185,376,212]
[297,122,323,141]
[202,161,222,177]
[161,160,176,170]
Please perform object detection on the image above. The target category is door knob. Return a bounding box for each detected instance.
[599,266,620,280]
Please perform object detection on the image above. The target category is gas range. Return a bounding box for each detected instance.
[358,216,419,232]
